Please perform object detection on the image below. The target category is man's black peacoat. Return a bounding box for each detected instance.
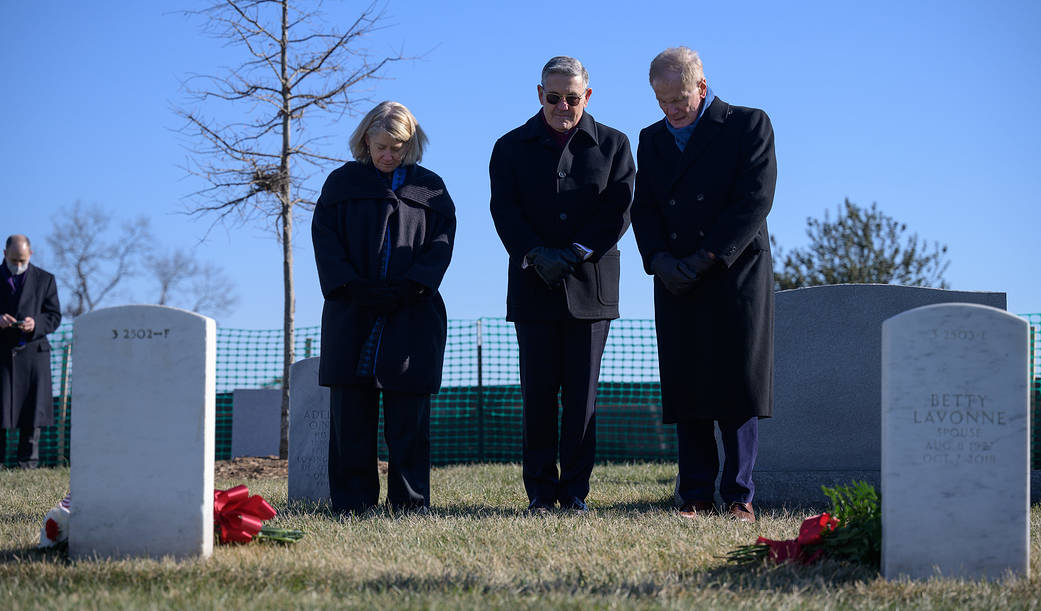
[312,162,455,394]
[1,263,62,430]
[631,97,777,423]
[490,111,635,320]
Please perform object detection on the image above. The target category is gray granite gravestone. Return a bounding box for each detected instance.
[882,303,1028,580]
[288,357,330,502]
[231,388,281,458]
[754,284,1008,505]
[70,305,215,560]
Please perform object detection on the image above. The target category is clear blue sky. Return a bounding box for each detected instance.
[5,0,1040,329]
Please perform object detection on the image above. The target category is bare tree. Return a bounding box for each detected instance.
[151,248,196,306]
[176,0,405,458]
[45,201,152,317]
[148,248,239,318]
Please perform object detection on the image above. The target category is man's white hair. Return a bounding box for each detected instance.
[649,47,705,92]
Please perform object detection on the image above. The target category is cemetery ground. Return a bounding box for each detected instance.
[2,463,1040,609]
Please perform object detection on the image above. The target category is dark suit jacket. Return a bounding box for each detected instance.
[312,162,455,393]
[490,111,635,321]
[631,98,776,422]
[1,263,62,429]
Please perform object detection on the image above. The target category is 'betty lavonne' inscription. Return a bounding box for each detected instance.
[881,303,1028,580]
[70,305,216,560]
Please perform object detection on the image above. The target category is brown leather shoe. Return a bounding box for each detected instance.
[727,502,755,522]
[677,500,715,519]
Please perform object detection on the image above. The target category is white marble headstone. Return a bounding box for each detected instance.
[288,357,330,502]
[231,389,281,458]
[882,303,1029,580]
[70,305,215,560]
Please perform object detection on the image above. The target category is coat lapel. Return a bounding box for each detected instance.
[15,265,37,317]
[397,166,454,217]
[339,162,396,200]
[669,97,729,189]
[652,121,683,172]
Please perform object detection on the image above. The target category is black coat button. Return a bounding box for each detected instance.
[669,232,678,240]
[696,193,705,201]
[668,199,676,206]
[557,170,567,178]
[559,213,568,220]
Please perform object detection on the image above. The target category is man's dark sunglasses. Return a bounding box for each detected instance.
[544,92,584,106]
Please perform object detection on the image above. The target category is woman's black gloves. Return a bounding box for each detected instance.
[335,279,429,313]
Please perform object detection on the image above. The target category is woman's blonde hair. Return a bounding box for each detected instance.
[349,101,428,165]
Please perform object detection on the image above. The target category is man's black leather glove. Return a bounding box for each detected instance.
[527,246,579,288]
[678,249,718,280]
[651,253,698,296]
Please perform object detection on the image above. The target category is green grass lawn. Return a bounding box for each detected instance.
[2,463,1039,609]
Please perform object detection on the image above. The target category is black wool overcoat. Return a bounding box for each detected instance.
[631,98,777,423]
[490,111,635,321]
[312,162,455,394]
[1,264,62,429]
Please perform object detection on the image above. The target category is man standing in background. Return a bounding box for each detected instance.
[1,235,62,468]
[490,56,635,513]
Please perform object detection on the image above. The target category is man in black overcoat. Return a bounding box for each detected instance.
[490,56,635,513]
[631,48,776,522]
[1,235,62,468]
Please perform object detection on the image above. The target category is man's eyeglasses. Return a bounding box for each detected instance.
[544,92,585,106]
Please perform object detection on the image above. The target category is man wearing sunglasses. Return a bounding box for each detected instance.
[490,56,635,514]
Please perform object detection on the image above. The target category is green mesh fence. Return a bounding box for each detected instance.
[5,315,1041,468]
[1025,314,1041,471]
[212,327,323,459]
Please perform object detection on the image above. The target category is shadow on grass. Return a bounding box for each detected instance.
[428,499,679,518]
[318,561,877,597]
[277,496,825,521]
[281,497,681,518]
[0,545,70,565]
[590,498,675,514]
[693,556,878,587]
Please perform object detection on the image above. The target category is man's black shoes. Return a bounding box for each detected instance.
[561,497,588,514]
[528,499,553,515]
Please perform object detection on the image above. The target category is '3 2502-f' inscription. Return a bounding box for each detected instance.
[111,328,171,340]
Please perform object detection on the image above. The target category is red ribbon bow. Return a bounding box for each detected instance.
[213,485,277,544]
[756,512,839,564]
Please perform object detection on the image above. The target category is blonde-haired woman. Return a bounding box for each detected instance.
[312,101,455,515]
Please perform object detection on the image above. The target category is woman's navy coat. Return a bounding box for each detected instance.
[312,162,455,394]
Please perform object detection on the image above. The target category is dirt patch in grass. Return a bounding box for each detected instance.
[214,456,388,480]
[215,456,287,480]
